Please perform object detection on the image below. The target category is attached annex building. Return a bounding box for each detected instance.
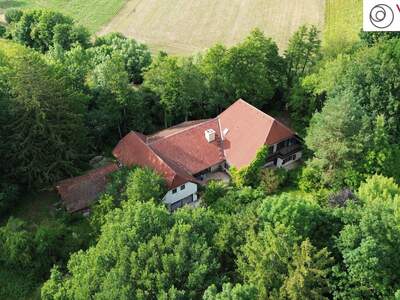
[57,99,302,212]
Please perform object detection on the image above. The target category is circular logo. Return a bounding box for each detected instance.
[370,4,394,29]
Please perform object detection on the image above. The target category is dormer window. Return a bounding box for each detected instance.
[180,184,185,190]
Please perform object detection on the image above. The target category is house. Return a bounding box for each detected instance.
[56,99,302,212]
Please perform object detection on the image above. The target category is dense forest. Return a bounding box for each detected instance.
[1,8,400,300]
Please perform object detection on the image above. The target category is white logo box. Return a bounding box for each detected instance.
[364,0,400,31]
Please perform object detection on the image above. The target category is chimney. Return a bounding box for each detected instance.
[205,129,216,143]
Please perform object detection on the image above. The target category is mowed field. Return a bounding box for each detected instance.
[324,0,362,54]
[0,0,126,32]
[98,0,325,54]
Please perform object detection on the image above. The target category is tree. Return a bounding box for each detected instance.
[332,175,400,299]
[237,224,332,299]
[0,41,88,187]
[198,44,231,114]
[42,203,221,299]
[94,32,152,83]
[144,54,206,127]
[359,30,400,46]
[313,39,400,139]
[203,283,258,300]
[201,180,229,207]
[223,28,284,109]
[285,25,321,89]
[303,93,366,189]
[281,240,332,300]
[284,25,323,131]
[362,115,400,181]
[0,217,33,268]
[125,167,166,203]
[4,8,23,24]
[259,193,340,249]
[86,53,152,147]
[9,9,90,52]
[259,168,287,194]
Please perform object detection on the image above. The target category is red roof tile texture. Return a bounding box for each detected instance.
[56,163,118,212]
[112,131,197,189]
[149,119,225,175]
[218,99,294,168]
[56,99,296,212]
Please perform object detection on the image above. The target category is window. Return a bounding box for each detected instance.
[172,188,177,194]
[180,184,185,190]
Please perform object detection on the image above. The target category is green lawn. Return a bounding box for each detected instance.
[323,0,362,56]
[0,0,126,32]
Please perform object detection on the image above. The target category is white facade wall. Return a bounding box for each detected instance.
[162,182,198,205]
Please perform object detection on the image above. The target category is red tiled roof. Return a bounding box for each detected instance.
[55,99,297,212]
[147,120,209,143]
[114,99,295,181]
[112,131,198,189]
[56,163,118,212]
[149,119,225,175]
[218,99,295,168]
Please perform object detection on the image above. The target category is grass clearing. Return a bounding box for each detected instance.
[323,0,362,56]
[0,0,126,33]
[98,0,325,55]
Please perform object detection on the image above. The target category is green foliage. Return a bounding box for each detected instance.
[0,217,33,268]
[0,214,90,299]
[359,30,400,47]
[0,41,88,188]
[125,167,166,203]
[284,25,322,131]
[42,202,221,299]
[316,39,400,139]
[94,32,152,83]
[259,168,288,195]
[0,25,6,38]
[4,8,23,24]
[144,53,206,126]
[259,193,341,249]
[332,175,400,299]
[362,115,400,181]
[285,25,321,88]
[91,167,166,231]
[303,93,365,189]
[203,283,258,300]
[280,239,333,300]
[237,225,332,299]
[230,145,268,188]
[199,29,284,114]
[201,180,229,207]
[8,9,90,52]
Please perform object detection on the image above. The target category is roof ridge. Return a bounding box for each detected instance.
[147,119,215,145]
[237,99,295,136]
[237,98,275,121]
[131,132,178,178]
[217,117,227,160]
[264,119,275,146]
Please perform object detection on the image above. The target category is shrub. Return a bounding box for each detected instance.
[259,168,288,194]
[0,25,6,37]
[4,8,22,24]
